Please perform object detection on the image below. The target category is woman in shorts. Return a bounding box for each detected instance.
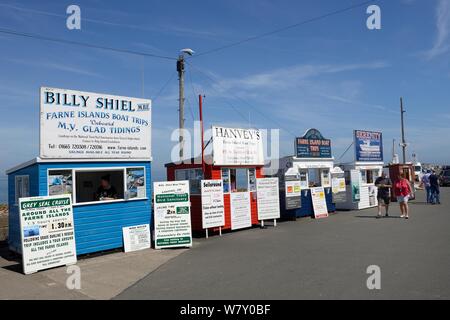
[394,173,413,219]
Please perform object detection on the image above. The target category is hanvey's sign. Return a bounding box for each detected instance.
[211,126,264,166]
[295,129,332,159]
[40,87,152,160]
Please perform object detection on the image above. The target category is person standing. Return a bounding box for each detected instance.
[429,171,441,205]
[375,172,392,218]
[421,170,432,203]
[394,173,412,219]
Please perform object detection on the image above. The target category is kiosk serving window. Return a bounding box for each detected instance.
[361,169,379,184]
[307,168,331,188]
[47,167,146,205]
[76,170,124,203]
[222,168,256,193]
[175,168,203,194]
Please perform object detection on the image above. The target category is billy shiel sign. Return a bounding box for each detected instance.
[201,180,225,229]
[310,187,329,219]
[354,130,383,162]
[153,181,192,249]
[19,195,77,275]
[40,87,152,159]
[212,126,264,166]
[256,178,280,221]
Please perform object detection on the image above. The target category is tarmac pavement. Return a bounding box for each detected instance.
[117,188,450,300]
[1,188,448,300]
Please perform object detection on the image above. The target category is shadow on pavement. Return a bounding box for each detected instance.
[0,241,22,274]
[355,215,403,219]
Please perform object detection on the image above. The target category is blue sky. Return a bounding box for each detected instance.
[0,0,449,202]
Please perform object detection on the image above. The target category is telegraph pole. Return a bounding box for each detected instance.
[177,54,185,160]
[400,97,407,163]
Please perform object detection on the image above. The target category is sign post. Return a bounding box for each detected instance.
[19,195,77,275]
[230,192,252,230]
[284,175,302,210]
[310,187,329,219]
[122,224,151,253]
[256,178,280,226]
[331,167,347,204]
[153,181,192,249]
[201,180,225,238]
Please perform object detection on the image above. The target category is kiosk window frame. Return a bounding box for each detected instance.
[47,166,147,206]
[14,175,30,205]
[174,168,204,195]
[221,168,257,194]
[361,169,379,185]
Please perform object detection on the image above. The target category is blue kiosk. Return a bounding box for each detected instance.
[267,129,335,219]
[6,87,152,255]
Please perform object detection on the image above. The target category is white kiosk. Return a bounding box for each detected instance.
[273,129,335,218]
[336,130,384,211]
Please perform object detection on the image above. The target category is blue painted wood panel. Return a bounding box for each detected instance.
[8,161,152,255]
[281,187,336,219]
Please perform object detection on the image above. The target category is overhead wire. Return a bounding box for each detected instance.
[194,0,377,57]
[0,27,176,61]
[187,60,298,137]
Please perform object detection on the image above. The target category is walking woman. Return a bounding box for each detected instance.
[394,173,413,219]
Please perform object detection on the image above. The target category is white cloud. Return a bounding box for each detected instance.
[426,0,450,59]
[3,58,104,78]
[214,61,389,92]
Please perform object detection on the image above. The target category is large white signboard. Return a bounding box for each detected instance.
[201,180,225,229]
[212,126,264,166]
[122,224,151,253]
[19,195,77,274]
[230,192,252,230]
[256,178,280,221]
[310,187,329,219]
[153,181,192,249]
[40,87,152,159]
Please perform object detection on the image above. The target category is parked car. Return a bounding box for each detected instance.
[440,169,450,187]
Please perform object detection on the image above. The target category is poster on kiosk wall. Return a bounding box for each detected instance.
[331,169,347,204]
[230,192,252,230]
[153,181,192,249]
[211,126,264,166]
[19,195,77,275]
[351,170,361,202]
[201,180,225,229]
[40,87,152,160]
[310,187,329,219]
[256,178,280,221]
[285,175,302,210]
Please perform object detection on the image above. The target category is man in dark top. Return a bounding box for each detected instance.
[375,172,392,218]
[96,175,118,201]
[429,171,441,205]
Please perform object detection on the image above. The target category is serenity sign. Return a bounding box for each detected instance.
[211,126,264,166]
[40,87,152,159]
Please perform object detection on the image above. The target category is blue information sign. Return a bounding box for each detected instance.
[354,130,383,162]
